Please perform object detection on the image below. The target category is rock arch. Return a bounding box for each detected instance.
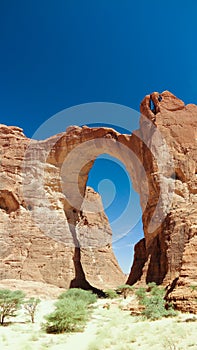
[0,91,196,311]
[46,91,197,311]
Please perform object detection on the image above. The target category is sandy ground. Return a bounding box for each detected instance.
[0,297,197,350]
[0,299,108,350]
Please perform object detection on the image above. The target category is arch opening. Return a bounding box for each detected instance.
[86,153,144,275]
[58,125,168,289]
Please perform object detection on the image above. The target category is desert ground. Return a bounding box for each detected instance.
[0,281,197,350]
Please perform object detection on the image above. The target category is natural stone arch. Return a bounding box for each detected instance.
[46,126,148,291]
[45,121,169,288]
[0,90,196,311]
[45,91,197,298]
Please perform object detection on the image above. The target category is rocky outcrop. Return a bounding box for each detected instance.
[132,91,197,312]
[0,125,124,290]
[126,239,146,286]
[0,279,65,299]
[0,91,196,311]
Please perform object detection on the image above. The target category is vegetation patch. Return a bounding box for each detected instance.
[0,289,25,325]
[116,284,134,299]
[104,289,118,299]
[135,282,177,320]
[43,288,97,334]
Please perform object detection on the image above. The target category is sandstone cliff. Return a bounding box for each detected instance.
[128,91,197,312]
[0,125,124,290]
[0,91,196,311]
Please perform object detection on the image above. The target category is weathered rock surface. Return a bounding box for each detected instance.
[0,279,65,299]
[134,91,197,312]
[0,125,124,290]
[0,91,196,311]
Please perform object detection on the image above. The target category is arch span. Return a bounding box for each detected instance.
[45,120,170,288]
[44,91,197,293]
[1,91,196,311]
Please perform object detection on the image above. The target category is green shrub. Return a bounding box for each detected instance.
[116,284,134,299]
[135,287,146,303]
[0,289,25,325]
[23,297,41,323]
[58,288,97,305]
[43,288,97,334]
[135,283,177,320]
[104,289,118,299]
[43,298,88,333]
[190,285,197,292]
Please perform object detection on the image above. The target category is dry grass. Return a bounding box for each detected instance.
[0,297,197,349]
[88,303,197,350]
[0,300,69,350]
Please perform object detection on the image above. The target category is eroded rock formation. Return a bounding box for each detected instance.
[135,91,197,312]
[0,91,196,311]
[0,126,124,290]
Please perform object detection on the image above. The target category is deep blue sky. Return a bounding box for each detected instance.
[0,1,197,273]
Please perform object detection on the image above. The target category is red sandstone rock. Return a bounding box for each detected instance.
[0,91,196,311]
[0,124,124,290]
[137,91,197,311]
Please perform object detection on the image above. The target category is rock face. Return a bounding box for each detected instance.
[0,91,196,311]
[0,125,124,290]
[134,91,197,312]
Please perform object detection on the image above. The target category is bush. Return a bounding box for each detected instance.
[58,288,97,305]
[43,288,97,334]
[23,297,41,323]
[190,285,197,292]
[104,289,118,299]
[135,283,177,320]
[116,284,134,299]
[0,289,25,325]
[43,298,88,333]
[135,287,146,303]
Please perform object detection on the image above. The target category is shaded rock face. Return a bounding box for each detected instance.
[0,91,196,311]
[126,239,146,286]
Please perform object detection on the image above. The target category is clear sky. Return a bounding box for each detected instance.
[0,1,197,273]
